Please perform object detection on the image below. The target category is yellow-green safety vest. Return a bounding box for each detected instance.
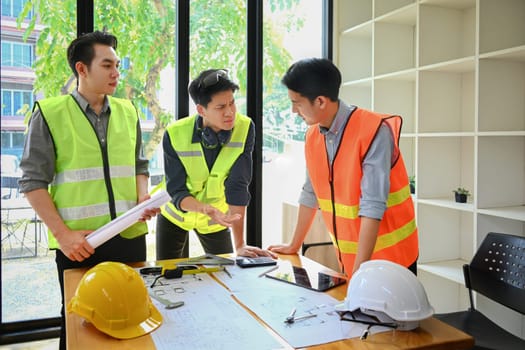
[36,95,147,249]
[160,113,250,233]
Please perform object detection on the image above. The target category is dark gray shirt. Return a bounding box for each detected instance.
[19,90,149,193]
[298,101,394,220]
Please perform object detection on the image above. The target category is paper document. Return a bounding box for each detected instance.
[139,271,286,350]
[86,190,171,248]
[215,263,392,348]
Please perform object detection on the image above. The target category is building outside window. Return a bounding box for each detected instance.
[1,42,33,68]
[1,0,33,19]
[0,0,61,331]
[1,89,33,117]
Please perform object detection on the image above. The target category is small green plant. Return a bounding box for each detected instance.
[452,187,470,196]
[453,187,470,203]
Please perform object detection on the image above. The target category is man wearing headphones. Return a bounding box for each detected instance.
[156,69,275,259]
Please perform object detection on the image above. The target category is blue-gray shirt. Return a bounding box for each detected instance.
[298,101,394,220]
[19,90,149,193]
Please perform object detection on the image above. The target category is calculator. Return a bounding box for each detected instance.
[235,256,277,268]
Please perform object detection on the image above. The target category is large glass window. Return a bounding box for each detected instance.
[187,0,249,255]
[189,1,248,114]
[1,0,75,326]
[262,0,324,248]
[94,0,177,259]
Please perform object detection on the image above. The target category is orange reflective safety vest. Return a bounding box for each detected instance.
[305,108,418,276]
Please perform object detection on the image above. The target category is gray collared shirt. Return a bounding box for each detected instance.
[19,90,149,193]
[298,101,393,220]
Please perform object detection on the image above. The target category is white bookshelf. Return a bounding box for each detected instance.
[334,0,525,339]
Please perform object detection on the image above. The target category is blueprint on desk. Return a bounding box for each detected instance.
[139,263,391,349]
[140,271,286,350]
[215,264,392,348]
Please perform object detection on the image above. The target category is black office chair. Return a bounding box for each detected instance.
[434,232,525,350]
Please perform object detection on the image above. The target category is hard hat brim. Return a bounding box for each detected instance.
[101,301,163,339]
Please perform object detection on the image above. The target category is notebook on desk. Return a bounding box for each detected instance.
[265,261,347,292]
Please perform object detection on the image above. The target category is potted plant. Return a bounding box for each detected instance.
[409,176,415,194]
[453,187,470,203]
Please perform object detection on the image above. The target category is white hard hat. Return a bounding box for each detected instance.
[335,260,434,331]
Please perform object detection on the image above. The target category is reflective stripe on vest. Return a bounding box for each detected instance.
[305,108,418,276]
[37,95,147,249]
[317,184,412,219]
[52,165,134,185]
[58,200,137,221]
[160,113,251,233]
[328,218,417,253]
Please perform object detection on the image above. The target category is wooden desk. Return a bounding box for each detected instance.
[65,255,474,350]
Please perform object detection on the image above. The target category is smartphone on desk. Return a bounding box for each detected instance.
[236,256,277,268]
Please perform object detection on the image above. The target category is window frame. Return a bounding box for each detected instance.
[1,88,34,117]
[2,0,33,19]
[1,41,34,68]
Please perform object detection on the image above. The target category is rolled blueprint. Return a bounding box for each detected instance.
[86,190,171,249]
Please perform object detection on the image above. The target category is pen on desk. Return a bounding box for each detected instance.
[222,266,232,279]
[258,265,279,278]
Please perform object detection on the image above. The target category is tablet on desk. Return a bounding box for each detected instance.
[265,262,347,292]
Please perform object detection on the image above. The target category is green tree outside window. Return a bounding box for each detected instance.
[17,0,302,159]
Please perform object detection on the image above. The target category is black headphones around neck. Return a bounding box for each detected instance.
[197,117,232,149]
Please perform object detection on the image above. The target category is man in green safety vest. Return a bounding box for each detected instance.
[19,30,158,350]
[156,69,275,260]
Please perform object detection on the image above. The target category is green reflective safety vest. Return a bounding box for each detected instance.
[160,113,250,233]
[36,95,147,249]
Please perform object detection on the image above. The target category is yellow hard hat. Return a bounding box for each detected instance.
[67,261,163,339]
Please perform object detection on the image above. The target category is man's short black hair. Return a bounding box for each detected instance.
[67,30,118,79]
[188,69,239,108]
[281,58,341,102]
